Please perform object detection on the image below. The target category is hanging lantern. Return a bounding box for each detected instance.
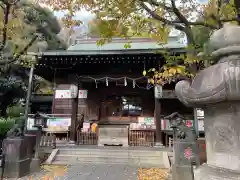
[70,84,78,98]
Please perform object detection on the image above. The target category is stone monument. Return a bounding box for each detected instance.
[175,23,240,180]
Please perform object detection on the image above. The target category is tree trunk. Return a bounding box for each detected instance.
[184,27,198,75]
[235,0,240,24]
[0,105,8,117]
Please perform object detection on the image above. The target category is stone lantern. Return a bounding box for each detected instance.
[175,23,240,180]
[33,112,48,129]
[164,112,199,180]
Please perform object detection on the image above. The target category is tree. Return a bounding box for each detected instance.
[0,0,65,116]
[37,0,239,84]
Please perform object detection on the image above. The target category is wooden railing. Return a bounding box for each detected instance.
[76,130,156,147]
[77,131,98,145]
[169,137,173,148]
[129,130,155,147]
[40,135,56,149]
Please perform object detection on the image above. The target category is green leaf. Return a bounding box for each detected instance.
[124,43,131,49]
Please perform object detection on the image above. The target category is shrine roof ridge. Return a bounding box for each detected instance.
[67,36,186,51]
[71,36,180,44]
[40,48,185,56]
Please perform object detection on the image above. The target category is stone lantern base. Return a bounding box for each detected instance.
[194,164,240,180]
[174,23,240,180]
[2,138,31,178]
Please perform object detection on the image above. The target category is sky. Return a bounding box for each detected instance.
[52,0,210,45]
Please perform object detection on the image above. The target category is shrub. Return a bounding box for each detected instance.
[7,105,25,118]
[0,117,15,138]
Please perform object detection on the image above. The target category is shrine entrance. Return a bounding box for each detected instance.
[34,37,188,147]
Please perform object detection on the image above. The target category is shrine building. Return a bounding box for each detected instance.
[33,36,195,147]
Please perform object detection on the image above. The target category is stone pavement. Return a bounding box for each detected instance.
[58,164,138,180]
[13,163,138,180]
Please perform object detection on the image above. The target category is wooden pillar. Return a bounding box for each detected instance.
[69,84,79,143]
[155,98,164,147]
[154,58,164,147]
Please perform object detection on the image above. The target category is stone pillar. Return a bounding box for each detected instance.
[69,84,79,143]
[154,98,164,147]
[175,23,240,180]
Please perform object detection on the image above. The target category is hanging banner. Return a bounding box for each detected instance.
[55,90,88,99]
[198,119,204,131]
[78,90,88,98]
[55,90,71,99]
[197,109,204,118]
[154,85,163,99]
[70,84,78,98]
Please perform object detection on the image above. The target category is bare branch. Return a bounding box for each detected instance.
[170,0,189,25]
[234,0,240,23]
[188,16,239,29]
[0,3,4,9]
[0,34,38,66]
[13,34,38,60]
[0,3,10,51]
[139,2,185,31]
[145,0,173,11]
[188,21,217,29]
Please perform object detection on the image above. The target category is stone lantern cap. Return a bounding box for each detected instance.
[175,23,240,107]
[209,23,240,58]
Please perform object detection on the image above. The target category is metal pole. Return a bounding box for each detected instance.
[24,64,35,133]
[194,108,199,137]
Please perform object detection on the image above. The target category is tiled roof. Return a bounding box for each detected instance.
[41,36,186,56]
[67,36,186,51]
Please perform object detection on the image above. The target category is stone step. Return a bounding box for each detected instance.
[59,148,164,157]
[59,151,162,158]
[53,155,165,167]
[55,154,162,162]
[59,147,164,152]
[50,147,170,168]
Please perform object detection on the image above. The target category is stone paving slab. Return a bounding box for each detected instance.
[58,164,138,180]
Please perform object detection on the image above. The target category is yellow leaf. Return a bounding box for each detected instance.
[150,78,154,84]
[176,68,182,74]
[168,68,177,75]
[162,71,168,78]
